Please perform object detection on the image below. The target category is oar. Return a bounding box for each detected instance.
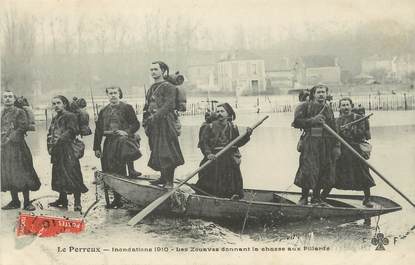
[322,123,415,207]
[127,115,269,226]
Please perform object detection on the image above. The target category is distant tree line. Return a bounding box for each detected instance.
[1,8,415,103]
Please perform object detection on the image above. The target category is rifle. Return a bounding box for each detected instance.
[340,113,373,129]
[323,123,415,207]
[90,86,98,123]
[103,130,119,136]
[90,85,110,206]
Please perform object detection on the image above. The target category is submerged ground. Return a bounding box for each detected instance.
[1,110,414,265]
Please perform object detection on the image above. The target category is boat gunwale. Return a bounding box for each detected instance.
[188,194,401,214]
[100,172,402,214]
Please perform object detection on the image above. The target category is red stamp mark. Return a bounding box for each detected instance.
[16,213,85,237]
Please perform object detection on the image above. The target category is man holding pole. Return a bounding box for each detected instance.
[292,84,340,205]
[196,103,252,199]
[128,115,268,226]
[94,86,141,208]
[321,98,375,207]
[143,61,184,188]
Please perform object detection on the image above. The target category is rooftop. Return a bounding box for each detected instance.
[219,50,263,62]
[300,55,337,68]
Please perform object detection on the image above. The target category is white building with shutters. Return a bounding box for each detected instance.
[217,50,266,94]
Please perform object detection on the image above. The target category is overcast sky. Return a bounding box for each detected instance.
[2,0,415,46]
[5,0,415,27]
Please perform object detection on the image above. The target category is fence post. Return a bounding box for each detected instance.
[45,109,48,129]
[378,95,380,110]
[368,94,372,111]
[386,96,389,111]
[404,93,408,111]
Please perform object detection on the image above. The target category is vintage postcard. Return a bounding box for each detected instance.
[1,0,414,264]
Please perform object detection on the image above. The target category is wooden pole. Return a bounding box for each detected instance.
[404,93,407,111]
[127,115,270,226]
[45,109,48,129]
[369,94,372,111]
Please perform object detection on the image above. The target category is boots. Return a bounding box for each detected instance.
[363,189,374,208]
[310,189,322,205]
[74,192,82,212]
[320,188,332,201]
[298,188,309,205]
[2,200,21,210]
[149,177,166,186]
[23,190,36,211]
[1,191,21,210]
[127,162,142,179]
[150,167,175,188]
[162,167,175,188]
[49,192,68,209]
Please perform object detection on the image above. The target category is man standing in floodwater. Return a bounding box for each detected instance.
[48,95,88,212]
[143,61,184,188]
[292,84,340,205]
[321,98,375,207]
[94,87,140,208]
[1,90,40,211]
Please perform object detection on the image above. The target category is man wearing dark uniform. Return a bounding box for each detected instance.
[321,98,375,207]
[292,84,340,205]
[94,87,140,208]
[1,90,40,211]
[48,95,88,212]
[143,61,184,188]
[196,103,252,199]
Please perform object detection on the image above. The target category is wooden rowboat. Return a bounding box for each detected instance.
[99,171,402,225]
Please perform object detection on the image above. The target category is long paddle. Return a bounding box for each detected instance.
[322,123,415,207]
[127,115,269,226]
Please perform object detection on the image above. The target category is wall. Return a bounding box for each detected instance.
[305,67,341,85]
[217,59,266,93]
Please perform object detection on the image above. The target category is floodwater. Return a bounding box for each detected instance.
[1,110,415,264]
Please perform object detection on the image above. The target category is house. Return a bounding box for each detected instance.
[266,69,293,89]
[187,64,217,91]
[395,55,415,82]
[264,57,295,90]
[296,55,342,86]
[186,51,223,91]
[361,55,397,81]
[217,50,266,94]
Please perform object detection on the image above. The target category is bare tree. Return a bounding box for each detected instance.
[95,18,109,55]
[1,8,37,100]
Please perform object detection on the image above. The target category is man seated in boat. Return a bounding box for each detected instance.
[292,84,340,205]
[321,98,375,207]
[195,103,252,200]
[93,86,141,209]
